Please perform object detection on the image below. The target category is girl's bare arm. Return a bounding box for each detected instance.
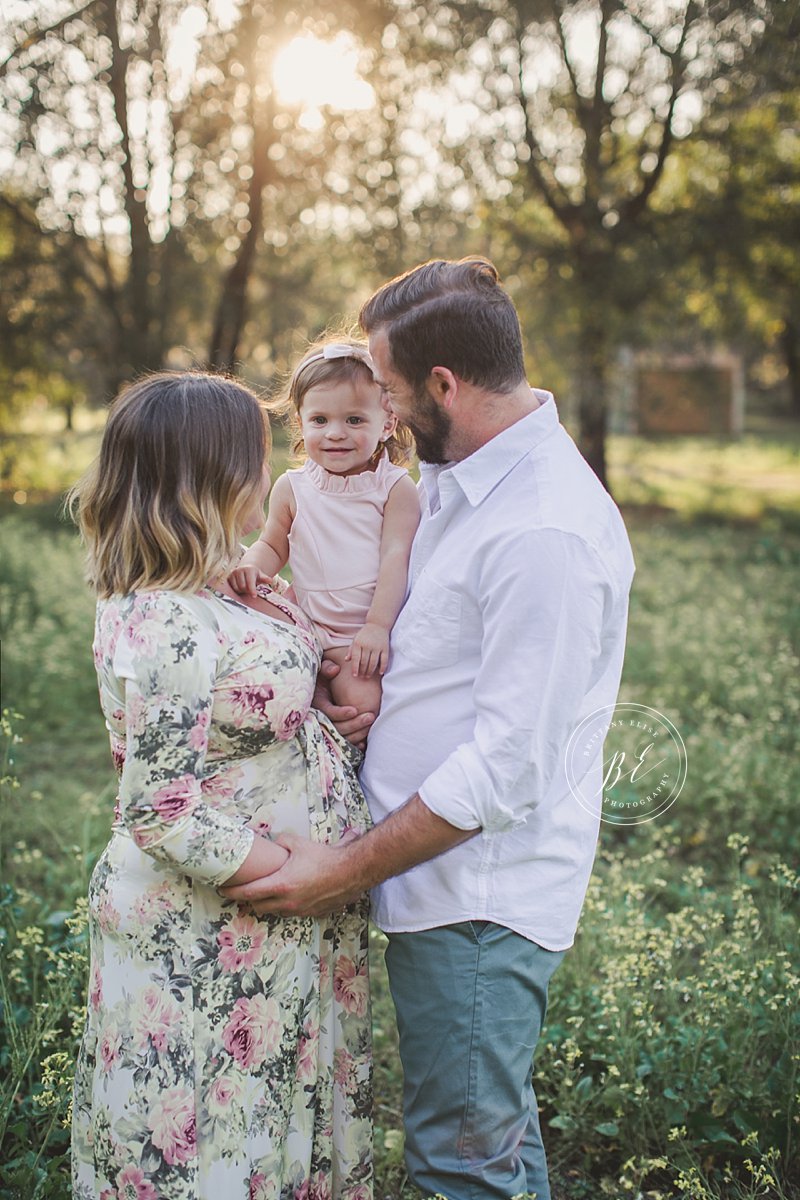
[350,475,420,676]
[230,473,295,595]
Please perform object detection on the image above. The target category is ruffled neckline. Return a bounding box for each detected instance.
[301,453,397,494]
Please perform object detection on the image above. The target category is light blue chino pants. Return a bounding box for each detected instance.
[384,921,564,1200]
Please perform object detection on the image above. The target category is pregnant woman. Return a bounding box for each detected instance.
[69,372,372,1200]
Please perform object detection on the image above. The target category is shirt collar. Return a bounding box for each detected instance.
[419,390,558,509]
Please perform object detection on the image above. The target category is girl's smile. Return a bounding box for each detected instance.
[300,377,396,476]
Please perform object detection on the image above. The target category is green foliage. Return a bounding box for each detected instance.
[3,0,797,458]
[0,195,120,426]
[0,500,97,734]
[0,712,89,1199]
[0,503,112,903]
[540,838,799,1197]
[367,508,800,1199]
[1,486,799,1198]
[1,408,107,496]
[0,888,88,1200]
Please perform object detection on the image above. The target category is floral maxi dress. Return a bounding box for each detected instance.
[71,586,372,1200]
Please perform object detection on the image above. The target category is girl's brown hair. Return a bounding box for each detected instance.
[271,338,414,467]
[69,371,270,597]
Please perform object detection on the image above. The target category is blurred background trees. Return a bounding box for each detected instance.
[2,17,799,1191]
[1,0,797,484]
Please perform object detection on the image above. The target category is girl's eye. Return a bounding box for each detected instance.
[346,416,364,425]
[311,416,326,425]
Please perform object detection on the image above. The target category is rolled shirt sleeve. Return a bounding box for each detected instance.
[113,593,254,885]
[418,529,611,833]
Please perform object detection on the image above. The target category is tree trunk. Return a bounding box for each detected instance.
[208,119,272,374]
[575,299,610,491]
[781,315,800,418]
[100,0,153,373]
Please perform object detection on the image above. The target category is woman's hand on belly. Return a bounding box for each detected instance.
[221,831,290,887]
[219,832,362,917]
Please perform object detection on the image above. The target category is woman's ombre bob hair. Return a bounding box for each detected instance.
[70,371,270,597]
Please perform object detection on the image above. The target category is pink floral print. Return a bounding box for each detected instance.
[222,994,281,1068]
[148,1085,197,1165]
[133,985,180,1053]
[151,775,195,823]
[115,1165,158,1200]
[99,1024,122,1072]
[333,956,370,1018]
[72,587,372,1200]
[207,1074,242,1118]
[217,913,267,973]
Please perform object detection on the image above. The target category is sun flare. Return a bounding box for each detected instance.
[272,34,374,113]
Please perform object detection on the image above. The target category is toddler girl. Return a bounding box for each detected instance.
[230,340,420,714]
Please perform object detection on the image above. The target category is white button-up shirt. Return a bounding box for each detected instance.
[360,393,635,950]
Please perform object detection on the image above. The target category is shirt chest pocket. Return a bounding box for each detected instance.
[392,574,462,668]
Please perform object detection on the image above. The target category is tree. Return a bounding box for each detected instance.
[204,0,463,371]
[0,0,403,386]
[405,0,781,486]
[0,0,208,380]
[201,0,348,372]
[668,4,800,414]
[0,193,113,428]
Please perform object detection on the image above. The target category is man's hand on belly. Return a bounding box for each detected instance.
[219,834,361,916]
[313,658,375,748]
[219,795,478,917]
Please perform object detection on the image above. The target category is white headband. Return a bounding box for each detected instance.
[300,343,376,377]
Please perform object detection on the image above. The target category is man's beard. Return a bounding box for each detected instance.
[406,384,452,465]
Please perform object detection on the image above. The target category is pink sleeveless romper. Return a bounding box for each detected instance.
[286,454,409,650]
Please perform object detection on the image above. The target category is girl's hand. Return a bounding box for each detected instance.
[348,623,389,677]
[229,564,269,596]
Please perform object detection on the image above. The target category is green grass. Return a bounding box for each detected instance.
[1,432,799,1199]
[0,408,297,501]
[0,406,107,500]
[611,428,800,526]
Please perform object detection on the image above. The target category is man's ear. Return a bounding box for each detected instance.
[380,410,398,441]
[429,366,459,410]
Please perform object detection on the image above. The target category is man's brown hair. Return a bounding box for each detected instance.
[359,257,526,393]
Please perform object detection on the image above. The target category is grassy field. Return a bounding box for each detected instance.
[1,422,799,1199]
[4,405,800,524]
